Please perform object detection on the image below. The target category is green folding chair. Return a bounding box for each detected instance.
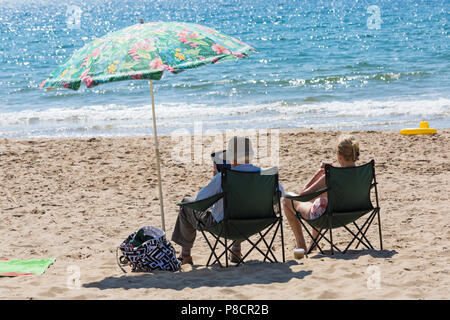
[178,167,285,267]
[285,160,382,255]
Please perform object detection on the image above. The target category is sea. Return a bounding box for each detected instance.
[0,0,449,138]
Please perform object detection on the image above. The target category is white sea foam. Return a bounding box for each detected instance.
[0,97,449,138]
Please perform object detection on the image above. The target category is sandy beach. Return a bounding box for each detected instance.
[0,129,449,300]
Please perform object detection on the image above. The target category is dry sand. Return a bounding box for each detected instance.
[0,129,449,300]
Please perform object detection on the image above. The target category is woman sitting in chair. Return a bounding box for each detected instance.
[282,135,360,254]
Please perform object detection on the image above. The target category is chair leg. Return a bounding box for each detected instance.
[307,224,342,254]
[354,221,374,250]
[223,239,245,267]
[243,232,276,263]
[308,227,325,255]
[377,209,383,250]
[260,221,280,263]
[339,213,374,253]
[298,210,382,255]
[329,228,334,255]
[298,218,324,254]
[261,219,282,263]
[207,236,223,267]
[311,229,329,254]
[206,240,215,267]
[228,221,277,264]
[205,219,286,267]
[343,226,367,253]
[203,226,224,267]
[280,218,286,263]
[255,221,281,263]
[354,212,376,250]
[215,239,237,263]
[222,222,278,266]
[304,216,343,255]
[259,232,278,262]
[225,237,228,268]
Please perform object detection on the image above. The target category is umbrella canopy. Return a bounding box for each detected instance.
[40,21,256,232]
[40,21,256,90]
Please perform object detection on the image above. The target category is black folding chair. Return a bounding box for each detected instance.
[178,167,285,267]
[285,160,382,255]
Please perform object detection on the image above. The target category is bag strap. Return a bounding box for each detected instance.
[116,247,127,274]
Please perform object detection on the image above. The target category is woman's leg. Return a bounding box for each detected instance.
[307,197,328,252]
[282,197,313,251]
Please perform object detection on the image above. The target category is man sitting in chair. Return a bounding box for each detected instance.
[171,136,284,265]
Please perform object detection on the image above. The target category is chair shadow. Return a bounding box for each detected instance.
[308,249,398,260]
[83,260,312,291]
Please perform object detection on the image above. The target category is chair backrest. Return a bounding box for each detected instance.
[325,160,375,214]
[221,167,280,220]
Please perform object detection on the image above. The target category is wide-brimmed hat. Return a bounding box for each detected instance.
[213,136,254,164]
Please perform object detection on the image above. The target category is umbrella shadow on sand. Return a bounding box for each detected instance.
[83,260,312,291]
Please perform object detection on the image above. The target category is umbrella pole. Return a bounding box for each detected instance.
[149,79,165,232]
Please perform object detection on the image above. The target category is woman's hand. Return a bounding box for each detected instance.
[320,162,331,169]
[213,162,219,176]
[315,166,325,175]
[301,165,325,194]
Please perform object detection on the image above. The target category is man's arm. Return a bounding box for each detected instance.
[196,173,222,201]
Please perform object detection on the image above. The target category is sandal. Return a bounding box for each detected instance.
[177,256,193,265]
[229,251,243,263]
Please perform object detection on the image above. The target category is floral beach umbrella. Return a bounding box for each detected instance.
[40,21,256,231]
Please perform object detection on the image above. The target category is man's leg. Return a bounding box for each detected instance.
[229,240,243,263]
[171,197,216,264]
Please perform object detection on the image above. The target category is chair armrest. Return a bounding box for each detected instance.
[284,188,328,202]
[177,193,223,212]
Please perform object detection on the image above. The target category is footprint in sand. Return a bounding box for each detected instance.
[221,288,236,295]
[39,286,68,298]
[219,288,248,299]
[346,272,362,279]
[318,290,339,299]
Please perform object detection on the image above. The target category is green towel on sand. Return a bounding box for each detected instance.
[0,258,55,276]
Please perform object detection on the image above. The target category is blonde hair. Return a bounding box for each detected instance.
[337,135,360,162]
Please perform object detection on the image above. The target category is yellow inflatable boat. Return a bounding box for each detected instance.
[400,121,437,135]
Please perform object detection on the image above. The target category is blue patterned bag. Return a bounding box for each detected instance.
[117,226,181,273]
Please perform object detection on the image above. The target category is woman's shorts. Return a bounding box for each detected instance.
[310,197,327,220]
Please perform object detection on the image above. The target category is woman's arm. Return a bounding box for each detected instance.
[299,169,326,196]
[300,167,324,192]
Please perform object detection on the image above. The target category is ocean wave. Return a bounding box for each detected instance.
[0,97,448,137]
